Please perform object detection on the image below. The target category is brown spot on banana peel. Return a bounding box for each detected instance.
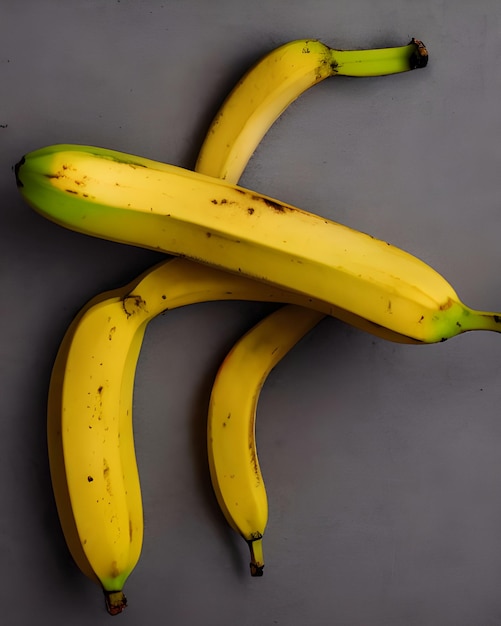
[440,298,454,311]
[210,198,235,206]
[249,194,288,213]
[263,198,286,212]
[249,415,260,487]
[249,531,263,540]
[122,294,147,317]
[103,459,112,496]
[211,191,288,213]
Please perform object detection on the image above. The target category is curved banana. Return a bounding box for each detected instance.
[196,38,427,180]
[207,305,325,575]
[16,143,501,343]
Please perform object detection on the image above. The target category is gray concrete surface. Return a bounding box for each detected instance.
[2,1,501,624]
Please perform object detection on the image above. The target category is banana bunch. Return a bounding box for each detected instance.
[14,38,437,613]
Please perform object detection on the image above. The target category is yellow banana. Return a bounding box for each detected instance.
[15,143,501,343]
[196,38,427,180]
[47,289,145,614]
[207,305,325,575]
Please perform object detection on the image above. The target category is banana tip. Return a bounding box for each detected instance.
[250,562,264,577]
[409,38,428,69]
[247,536,265,576]
[14,155,25,188]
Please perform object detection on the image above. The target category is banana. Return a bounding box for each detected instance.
[196,38,427,180]
[207,304,325,575]
[15,143,501,343]
[47,289,145,614]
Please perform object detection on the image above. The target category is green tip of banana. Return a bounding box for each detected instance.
[104,590,127,616]
[409,38,429,69]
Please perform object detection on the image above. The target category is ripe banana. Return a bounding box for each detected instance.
[196,38,428,180]
[47,288,145,614]
[207,304,325,575]
[15,143,501,343]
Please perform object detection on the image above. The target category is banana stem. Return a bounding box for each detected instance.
[459,307,501,335]
[104,590,127,616]
[332,39,428,76]
[247,538,265,577]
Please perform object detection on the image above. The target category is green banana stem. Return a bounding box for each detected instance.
[332,39,428,76]
[457,307,501,334]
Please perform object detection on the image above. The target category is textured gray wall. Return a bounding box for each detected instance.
[2,2,501,624]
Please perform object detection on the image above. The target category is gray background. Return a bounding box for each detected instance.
[2,1,501,624]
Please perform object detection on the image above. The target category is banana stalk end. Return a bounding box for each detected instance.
[104,590,127,616]
[409,38,429,69]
